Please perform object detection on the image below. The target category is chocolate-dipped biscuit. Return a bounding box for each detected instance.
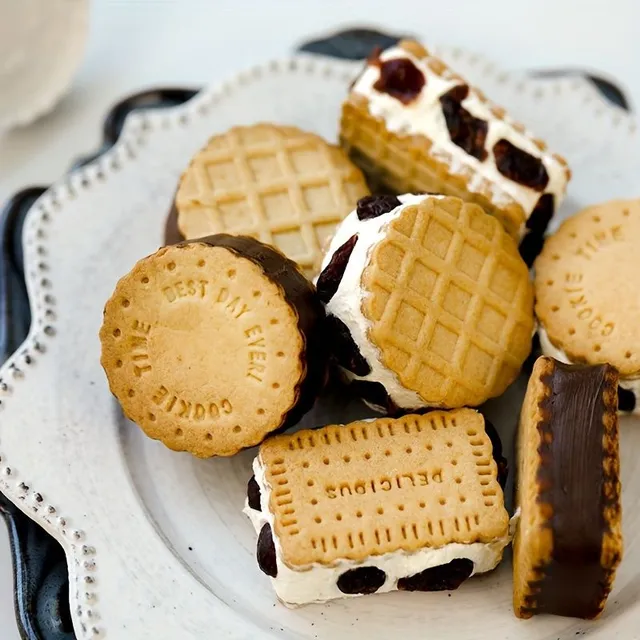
[100,234,327,457]
[513,356,622,619]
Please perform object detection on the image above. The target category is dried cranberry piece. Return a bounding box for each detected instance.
[326,315,371,376]
[519,232,545,268]
[618,387,636,413]
[519,194,555,266]
[397,558,474,592]
[374,58,425,104]
[316,235,358,303]
[337,566,387,594]
[356,195,402,221]
[440,85,488,161]
[526,194,555,234]
[257,524,278,577]
[483,418,508,488]
[350,380,400,415]
[247,475,261,511]
[493,139,549,191]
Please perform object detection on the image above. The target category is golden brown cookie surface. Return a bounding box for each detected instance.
[259,409,508,568]
[175,124,369,277]
[340,40,571,242]
[535,199,640,377]
[100,236,325,457]
[361,196,534,407]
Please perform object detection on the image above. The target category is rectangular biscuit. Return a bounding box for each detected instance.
[513,356,622,619]
[246,410,511,605]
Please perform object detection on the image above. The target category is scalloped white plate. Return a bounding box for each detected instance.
[1,50,640,639]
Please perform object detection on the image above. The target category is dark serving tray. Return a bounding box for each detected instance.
[0,28,630,639]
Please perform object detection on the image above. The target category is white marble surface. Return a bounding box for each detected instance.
[0,0,638,637]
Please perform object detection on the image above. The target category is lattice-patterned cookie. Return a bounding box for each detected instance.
[316,194,534,411]
[244,409,510,605]
[535,198,640,415]
[100,234,327,457]
[173,123,370,277]
[513,356,622,619]
[340,40,571,265]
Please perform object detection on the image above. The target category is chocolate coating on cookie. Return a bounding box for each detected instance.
[356,195,402,220]
[397,558,474,592]
[247,475,261,511]
[532,361,621,619]
[337,566,387,594]
[316,235,358,303]
[194,234,328,433]
[257,524,278,578]
[440,85,488,161]
[326,315,371,376]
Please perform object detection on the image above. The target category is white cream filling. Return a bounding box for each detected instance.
[538,326,640,414]
[244,455,511,606]
[351,46,568,224]
[319,194,433,409]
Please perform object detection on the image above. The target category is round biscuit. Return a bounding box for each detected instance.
[175,123,369,277]
[361,196,534,407]
[535,199,640,377]
[99,240,306,457]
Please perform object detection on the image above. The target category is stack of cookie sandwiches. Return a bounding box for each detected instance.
[98,37,627,618]
[341,40,571,265]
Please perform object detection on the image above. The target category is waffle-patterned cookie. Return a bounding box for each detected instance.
[318,194,534,410]
[174,123,370,277]
[513,356,622,619]
[341,40,570,262]
[246,409,510,605]
[100,234,327,457]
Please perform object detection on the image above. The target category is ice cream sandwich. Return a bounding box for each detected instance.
[245,409,510,605]
[340,40,571,264]
[170,123,370,277]
[513,356,622,619]
[535,199,640,415]
[100,234,327,457]
[317,193,534,412]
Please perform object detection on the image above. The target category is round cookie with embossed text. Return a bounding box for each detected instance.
[535,199,640,381]
[99,234,327,457]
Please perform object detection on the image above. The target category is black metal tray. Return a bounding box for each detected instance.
[0,28,630,639]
